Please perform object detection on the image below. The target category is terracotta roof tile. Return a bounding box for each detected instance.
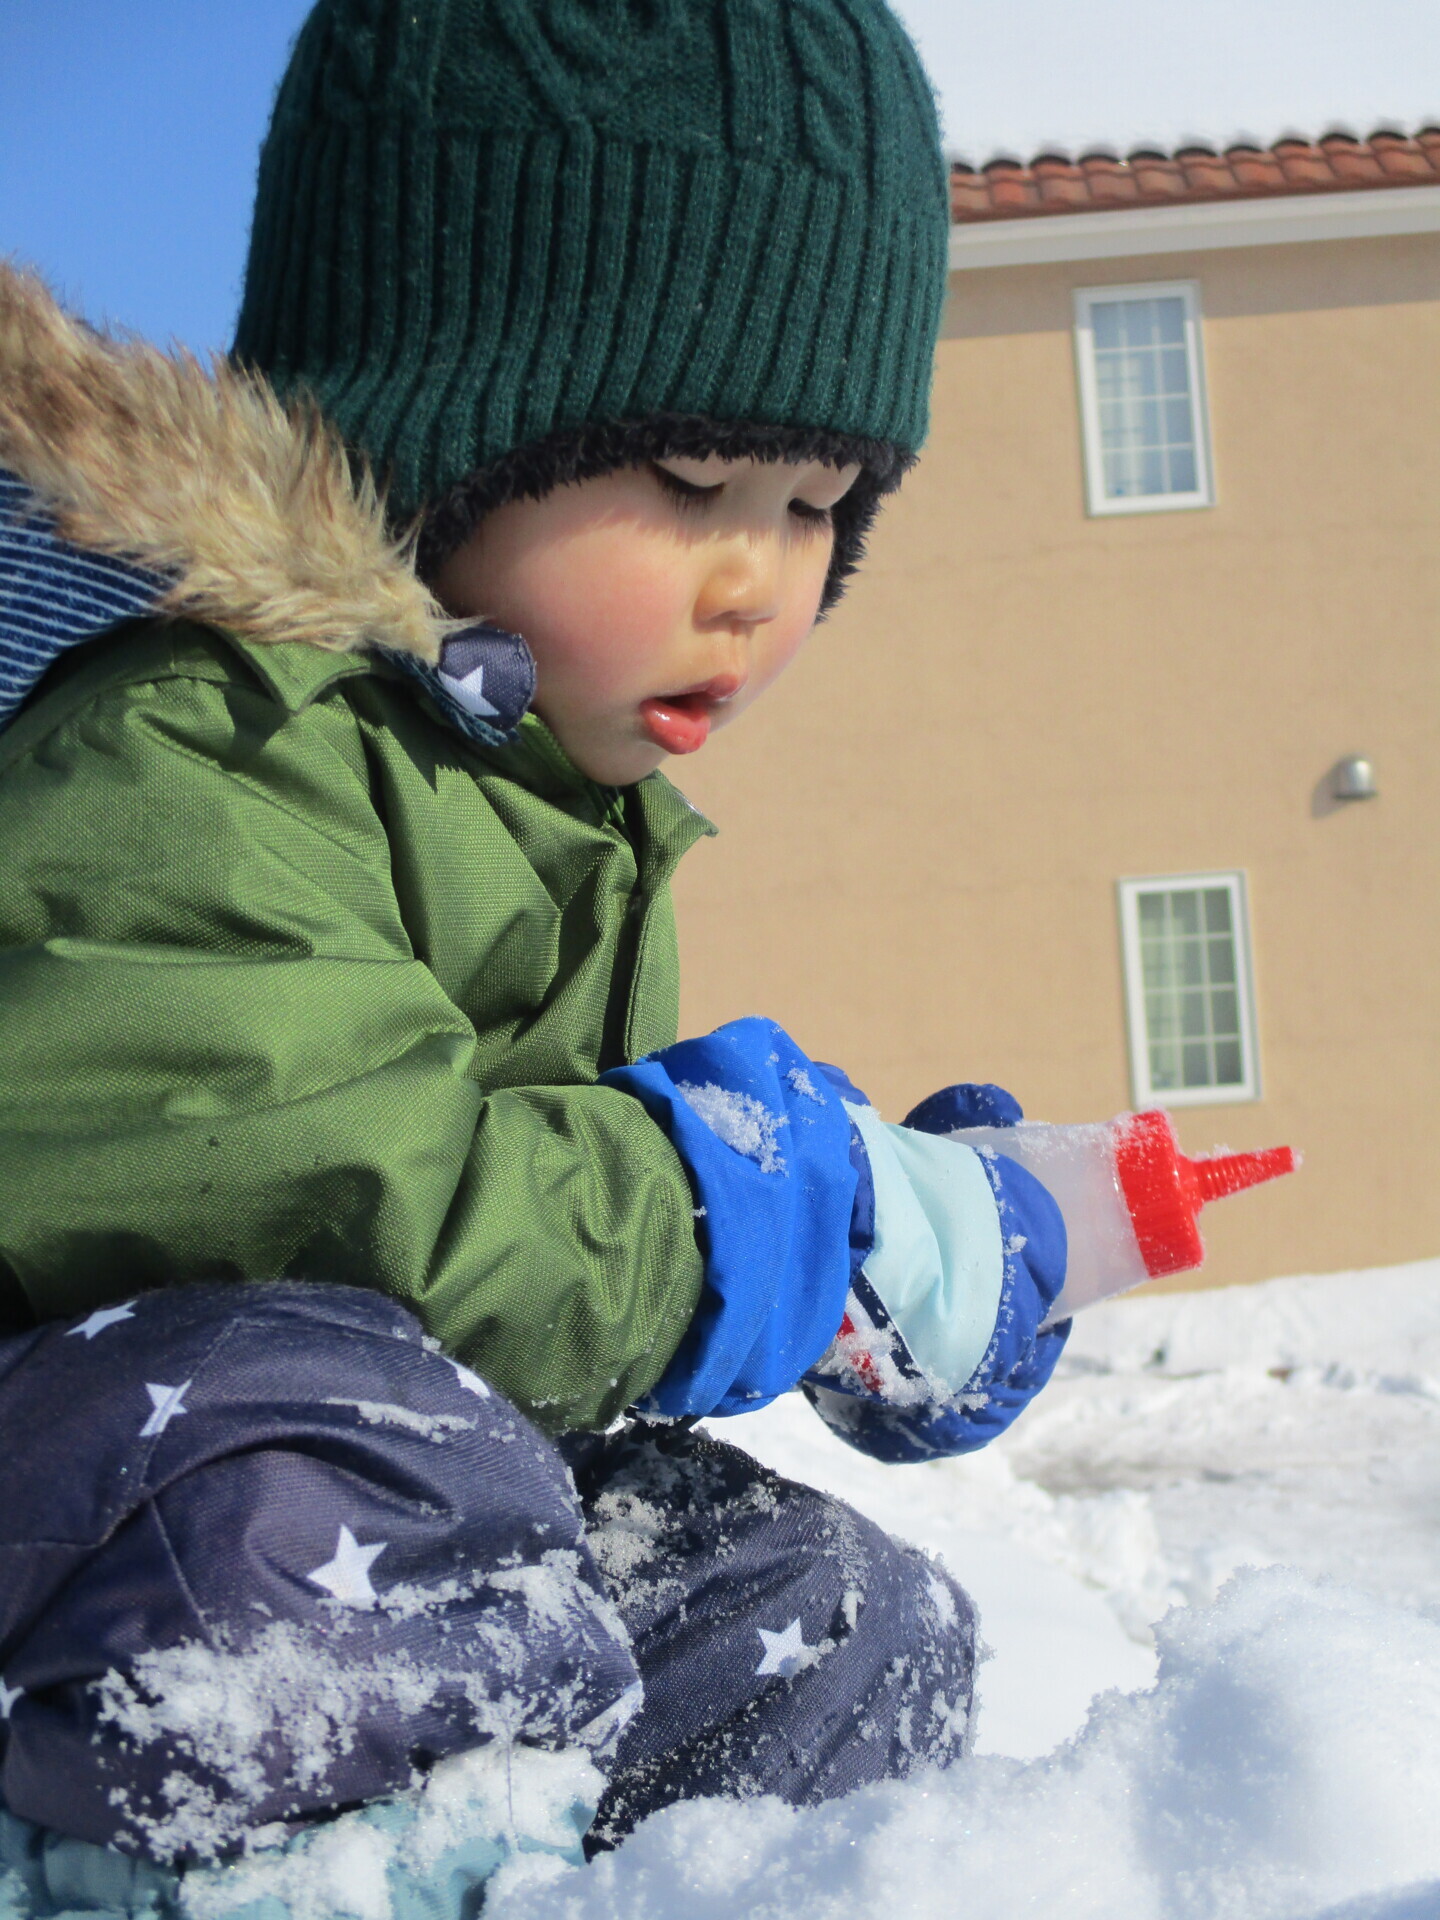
[951,126,1440,222]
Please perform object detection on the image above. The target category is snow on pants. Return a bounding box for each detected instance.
[0,1283,638,1862]
[0,1283,976,1865]
[564,1421,976,1849]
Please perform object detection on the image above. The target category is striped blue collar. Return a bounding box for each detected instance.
[0,468,534,749]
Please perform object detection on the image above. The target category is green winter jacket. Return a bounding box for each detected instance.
[0,614,712,1431]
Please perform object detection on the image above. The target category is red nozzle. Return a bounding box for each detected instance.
[1115,1112,1299,1279]
[1189,1144,1298,1206]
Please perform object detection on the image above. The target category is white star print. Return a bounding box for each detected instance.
[139,1380,192,1437]
[67,1301,137,1340]
[437,661,501,718]
[449,1359,490,1398]
[0,1679,23,1719]
[307,1525,388,1607]
[755,1618,812,1679]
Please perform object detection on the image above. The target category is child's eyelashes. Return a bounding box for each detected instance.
[651,463,724,512]
[649,462,835,528]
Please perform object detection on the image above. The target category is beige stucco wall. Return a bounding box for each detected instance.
[672,228,1440,1291]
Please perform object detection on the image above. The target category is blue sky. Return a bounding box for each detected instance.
[0,0,311,347]
[3,1,1435,351]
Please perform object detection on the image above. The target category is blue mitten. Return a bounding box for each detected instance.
[600,1020,862,1418]
[601,1033,1068,1453]
[802,1083,1071,1462]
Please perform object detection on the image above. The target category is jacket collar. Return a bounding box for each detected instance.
[0,261,513,741]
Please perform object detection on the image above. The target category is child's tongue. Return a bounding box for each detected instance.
[639,693,712,755]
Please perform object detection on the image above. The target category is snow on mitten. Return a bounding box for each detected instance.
[804,1084,1070,1462]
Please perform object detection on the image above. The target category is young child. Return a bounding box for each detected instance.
[0,1,1069,1910]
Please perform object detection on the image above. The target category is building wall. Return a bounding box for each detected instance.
[671,230,1440,1290]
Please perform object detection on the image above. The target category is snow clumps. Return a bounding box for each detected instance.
[488,1567,1440,1920]
[677,1083,787,1174]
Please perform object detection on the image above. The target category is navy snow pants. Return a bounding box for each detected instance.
[0,1284,975,1863]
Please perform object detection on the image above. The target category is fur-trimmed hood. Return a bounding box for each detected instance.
[0,261,456,666]
[0,264,548,747]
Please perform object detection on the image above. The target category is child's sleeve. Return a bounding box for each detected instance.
[0,656,1067,1448]
[0,667,709,1433]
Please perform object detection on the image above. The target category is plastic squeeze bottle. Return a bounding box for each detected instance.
[944,1110,1298,1326]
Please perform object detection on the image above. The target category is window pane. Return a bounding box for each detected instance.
[1155,297,1186,344]
[1092,303,1122,349]
[1182,1042,1211,1086]
[1120,301,1155,347]
[1204,889,1232,933]
[1149,1042,1180,1090]
[1181,990,1209,1038]
[1104,451,1137,496]
[1164,396,1195,443]
[1211,989,1239,1035]
[1170,892,1201,936]
[1160,346,1189,391]
[1207,937,1235,984]
[1140,448,1165,493]
[1167,446,1198,494]
[1213,1040,1244,1085]
[1143,953,1176,994]
[1177,940,1205,986]
[1138,893,1166,933]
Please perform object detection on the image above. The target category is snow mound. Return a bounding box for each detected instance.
[1062,1256,1440,1381]
[490,1567,1440,1920]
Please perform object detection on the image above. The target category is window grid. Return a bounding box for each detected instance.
[1074,281,1214,516]
[1118,874,1259,1107]
[1093,297,1198,501]
[1138,886,1242,1093]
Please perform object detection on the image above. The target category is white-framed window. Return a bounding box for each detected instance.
[1117,872,1260,1107]
[1073,281,1215,515]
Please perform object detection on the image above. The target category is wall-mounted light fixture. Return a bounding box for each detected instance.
[1331,755,1378,802]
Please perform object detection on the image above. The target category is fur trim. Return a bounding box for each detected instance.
[0,262,454,662]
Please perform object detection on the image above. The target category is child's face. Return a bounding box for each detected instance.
[432,454,860,785]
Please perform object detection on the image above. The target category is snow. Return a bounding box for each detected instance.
[487,1257,1440,1920]
[87,1551,634,1867]
[321,1398,478,1441]
[180,1744,601,1920]
[12,1259,1437,1917]
[490,1569,1440,1920]
[94,1623,451,1860]
[677,1082,788,1173]
[785,1066,824,1103]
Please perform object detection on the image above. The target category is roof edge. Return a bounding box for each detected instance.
[948,179,1440,271]
[952,128,1440,227]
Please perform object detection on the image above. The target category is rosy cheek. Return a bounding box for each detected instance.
[535,529,685,687]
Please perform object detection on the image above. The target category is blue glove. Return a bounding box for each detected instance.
[600,1020,861,1418]
[602,1034,1068,1450]
[803,1083,1070,1462]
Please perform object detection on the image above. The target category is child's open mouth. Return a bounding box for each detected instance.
[638,676,743,756]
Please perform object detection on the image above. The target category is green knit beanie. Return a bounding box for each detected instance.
[234,0,950,523]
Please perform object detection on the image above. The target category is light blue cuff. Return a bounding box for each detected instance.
[843,1101,1005,1395]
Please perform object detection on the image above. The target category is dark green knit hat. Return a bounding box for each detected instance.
[235,0,950,528]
